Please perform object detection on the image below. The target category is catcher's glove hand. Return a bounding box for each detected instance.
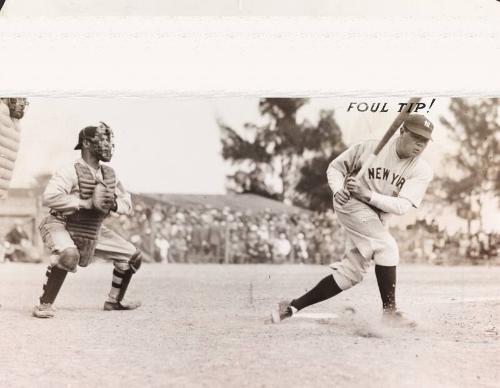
[92,183,116,214]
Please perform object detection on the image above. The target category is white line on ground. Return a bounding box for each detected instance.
[295,312,339,320]
[438,296,500,304]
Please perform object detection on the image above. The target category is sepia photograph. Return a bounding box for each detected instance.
[1,0,500,384]
[0,96,498,387]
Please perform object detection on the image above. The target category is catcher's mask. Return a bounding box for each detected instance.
[6,98,29,119]
[74,122,115,162]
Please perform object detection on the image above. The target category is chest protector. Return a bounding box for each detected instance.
[66,163,116,267]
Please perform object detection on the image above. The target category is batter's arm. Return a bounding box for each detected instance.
[326,163,346,195]
[368,192,412,215]
[327,141,368,194]
[345,177,412,215]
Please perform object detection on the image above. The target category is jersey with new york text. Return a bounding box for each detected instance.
[329,138,433,208]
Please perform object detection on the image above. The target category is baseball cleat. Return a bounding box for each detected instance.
[32,303,56,319]
[382,310,416,328]
[103,300,142,311]
[271,300,293,323]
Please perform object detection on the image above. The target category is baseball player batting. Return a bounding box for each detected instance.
[271,112,434,327]
[33,122,144,318]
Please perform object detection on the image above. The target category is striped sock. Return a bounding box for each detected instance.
[40,265,67,304]
[108,268,125,302]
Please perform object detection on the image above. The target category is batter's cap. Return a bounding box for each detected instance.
[403,114,433,140]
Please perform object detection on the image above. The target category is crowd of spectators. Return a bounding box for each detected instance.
[397,219,500,265]
[1,198,497,266]
[105,198,346,265]
[104,198,500,265]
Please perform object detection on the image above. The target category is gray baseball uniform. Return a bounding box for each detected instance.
[326,138,433,290]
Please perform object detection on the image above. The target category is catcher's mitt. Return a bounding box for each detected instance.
[92,183,116,214]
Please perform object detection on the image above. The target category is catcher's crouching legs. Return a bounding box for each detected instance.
[104,250,143,311]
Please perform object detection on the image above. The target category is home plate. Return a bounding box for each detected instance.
[295,312,338,320]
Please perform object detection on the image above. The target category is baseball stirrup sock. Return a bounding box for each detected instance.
[108,268,125,301]
[108,268,133,302]
[375,265,397,311]
[291,275,342,311]
[40,266,68,304]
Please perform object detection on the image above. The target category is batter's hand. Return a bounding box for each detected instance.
[334,188,351,206]
[345,177,371,203]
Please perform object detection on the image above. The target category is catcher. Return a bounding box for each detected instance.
[33,122,143,318]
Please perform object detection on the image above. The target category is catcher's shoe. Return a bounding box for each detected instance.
[103,299,142,311]
[382,310,416,328]
[32,303,56,319]
[271,300,294,323]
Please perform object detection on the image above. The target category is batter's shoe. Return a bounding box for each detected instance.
[103,299,142,311]
[32,303,56,319]
[382,310,416,328]
[271,300,294,323]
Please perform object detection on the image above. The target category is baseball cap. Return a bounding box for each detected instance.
[74,122,110,150]
[403,114,434,140]
[74,126,98,150]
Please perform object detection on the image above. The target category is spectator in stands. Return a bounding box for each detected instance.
[4,219,41,263]
[190,221,203,263]
[273,233,292,264]
[5,219,30,245]
[209,219,224,263]
[246,225,261,263]
[468,234,481,260]
[293,232,309,264]
[154,234,170,263]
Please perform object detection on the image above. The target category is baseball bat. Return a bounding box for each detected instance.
[355,97,422,179]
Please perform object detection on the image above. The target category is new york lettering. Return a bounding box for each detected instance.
[368,167,406,190]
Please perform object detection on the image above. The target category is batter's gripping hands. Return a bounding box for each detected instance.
[334,188,351,206]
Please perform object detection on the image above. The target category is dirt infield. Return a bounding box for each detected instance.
[0,263,499,388]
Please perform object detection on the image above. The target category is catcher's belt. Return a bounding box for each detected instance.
[66,162,116,267]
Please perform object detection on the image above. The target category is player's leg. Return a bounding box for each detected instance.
[271,242,369,323]
[337,199,415,325]
[375,265,396,311]
[373,235,415,327]
[375,264,415,327]
[272,274,343,322]
[95,226,143,311]
[34,216,79,318]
